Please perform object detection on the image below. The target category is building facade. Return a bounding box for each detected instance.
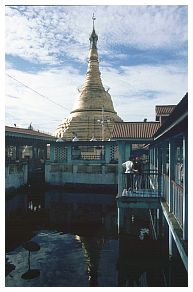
[149,93,188,270]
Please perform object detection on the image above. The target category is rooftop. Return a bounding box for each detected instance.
[5,126,56,140]
[155,105,176,116]
[111,122,160,140]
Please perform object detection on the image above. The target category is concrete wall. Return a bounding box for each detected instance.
[45,162,117,185]
[5,163,28,191]
[45,142,119,187]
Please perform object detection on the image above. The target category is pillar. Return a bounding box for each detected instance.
[153,147,156,169]
[23,163,28,184]
[154,209,158,234]
[149,147,152,169]
[154,208,162,239]
[118,142,131,195]
[105,142,111,163]
[118,207,128,234]
[162,141,168,175]
[49,143,55,161]
[169,139,175,212]
[16,145,20,161]
[169,229,178,259]
[149,147,154,170]
[157,144,162,196]
[67,144,72,163]
[183,132,188,240]
[32,145,38,159]
[42,145,47,160]
[157,208,163,239]
[154,147,157,170]
[117,141,126,196]
[125,142,131,161]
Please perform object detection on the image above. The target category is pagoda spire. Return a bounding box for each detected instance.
[71,14,108,111]
[54,14,122,140]
[89,13,98,49]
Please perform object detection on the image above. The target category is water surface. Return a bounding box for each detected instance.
[5,189,187,287]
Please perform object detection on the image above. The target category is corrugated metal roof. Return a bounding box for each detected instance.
[156,105,176,116]
[111,122,160,139]
[5,126,56,139]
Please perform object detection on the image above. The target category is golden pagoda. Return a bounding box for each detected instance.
[55,14,122,140]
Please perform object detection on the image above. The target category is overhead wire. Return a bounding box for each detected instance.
[6,73,71,112]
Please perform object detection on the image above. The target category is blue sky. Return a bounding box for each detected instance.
[5,5,188,134]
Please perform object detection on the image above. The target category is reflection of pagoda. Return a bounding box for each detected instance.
[78,235,105,287]
[55,14,122,141]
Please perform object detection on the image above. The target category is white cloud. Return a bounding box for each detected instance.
[5,5,187,65]
[6,61,187,133]
[5,5,187,133]
[5,65,85,132]
[101,63,187,121]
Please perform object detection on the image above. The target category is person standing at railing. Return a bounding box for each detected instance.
[122,157,134,192]
[133,156,143,190]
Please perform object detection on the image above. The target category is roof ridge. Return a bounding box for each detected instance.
[156,105,176,107]
[114,121,160,124]
[5,125,55,138]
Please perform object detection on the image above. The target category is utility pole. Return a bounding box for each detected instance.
[97,106,110,141]
[101,106,105,141]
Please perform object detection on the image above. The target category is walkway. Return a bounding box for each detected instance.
[120,188,159,198]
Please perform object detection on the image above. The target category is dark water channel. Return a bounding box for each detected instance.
[5,189,187,287]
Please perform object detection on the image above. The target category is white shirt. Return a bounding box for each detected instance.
[122,160,133,173]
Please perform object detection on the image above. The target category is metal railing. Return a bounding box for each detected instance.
[80,154,104,160]
[71,145,105,161]
[162,174,183,228]
[123,170,160,197]
[71,153,105,160]
[172,180,183,228]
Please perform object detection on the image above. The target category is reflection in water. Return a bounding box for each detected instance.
[44,191,118,287]
[21,269,40,280]
[117,208,174,286]
[5,257,15,277]
[139,228,149,240]
[118,234,166,286]
[80,236,108,287]
[5,189,187,287]
[21,241,40,280]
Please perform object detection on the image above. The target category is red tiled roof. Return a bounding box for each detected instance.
[111,122,160,139]
[156,105,176,116]
[5,126,56,139]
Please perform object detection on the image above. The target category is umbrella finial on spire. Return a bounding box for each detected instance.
[92,13,96,29]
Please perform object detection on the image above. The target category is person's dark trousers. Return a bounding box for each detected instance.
[126,173,133,190]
